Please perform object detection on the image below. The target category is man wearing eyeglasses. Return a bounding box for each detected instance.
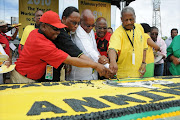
[150,26,167,76]
[66,9,110,81]
[10,10,108,83]
[95,17,111,58]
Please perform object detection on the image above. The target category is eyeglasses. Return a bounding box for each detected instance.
[86,24,95,28]
[97,27,107,30]
[151,33,158,36]
[70,21,80,26]
[45,23,61,31]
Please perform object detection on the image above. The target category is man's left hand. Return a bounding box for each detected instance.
[139,63,146,77]
[98,55,109,65]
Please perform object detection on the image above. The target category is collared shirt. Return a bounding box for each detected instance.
[165,37,173,48]
[0,32,11,55]
[155,37,167,64]
[67,25,100,80]
[108,23,148,78]
[15,29,68,80]
[95,32,111,57]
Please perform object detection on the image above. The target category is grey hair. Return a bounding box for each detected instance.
[121,6,135,17]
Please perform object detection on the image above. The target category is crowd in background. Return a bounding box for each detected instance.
[0,6,179,84]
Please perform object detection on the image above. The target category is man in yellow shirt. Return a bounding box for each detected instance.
[108,6,148,78]
[18,10,43,55]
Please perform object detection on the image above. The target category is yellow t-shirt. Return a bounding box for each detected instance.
[20,25,35,45]
[144,33,154,64]
[109,23,148,78]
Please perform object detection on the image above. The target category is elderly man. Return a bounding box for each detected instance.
[10,10,107,83]
[108,6,148,78]
[95,17,111,57]
[67,9,110,80]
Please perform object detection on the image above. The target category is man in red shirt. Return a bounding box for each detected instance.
[95,17,111,57]
[11,10,110,83]
[0,20,19,64]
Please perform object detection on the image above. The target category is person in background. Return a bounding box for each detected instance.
[165,28,178,48]
[10,10,108,83]
[141,23,160,77]
[107,27,113,34]
[18,10,43,55]
[67,9,111,80]
[108,6,148,78]
[0,20,19,65]
[150,26,167,76]
[95,17,111,57]
[167,35,180,75]
[164,28,178,75]
[95,17,112,79]
[0,20,19,83]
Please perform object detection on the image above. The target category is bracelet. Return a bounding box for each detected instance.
[142,62,146,64]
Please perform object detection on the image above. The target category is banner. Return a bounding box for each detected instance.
[19,0,59,38]
[78,0,111,28]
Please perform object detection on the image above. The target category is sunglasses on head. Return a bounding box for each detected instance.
[45,23,61,31]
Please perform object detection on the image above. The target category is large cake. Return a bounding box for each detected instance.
[0,76,180,120]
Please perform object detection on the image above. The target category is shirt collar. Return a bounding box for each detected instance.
[38,29,53,41]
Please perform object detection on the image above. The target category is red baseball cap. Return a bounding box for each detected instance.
[40,10,67,29]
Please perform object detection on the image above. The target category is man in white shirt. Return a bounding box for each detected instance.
[67,9,110,80]
[165,28,178,48]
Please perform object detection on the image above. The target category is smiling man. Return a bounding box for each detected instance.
[108,6,148,78]
[95,17,111,57]
[66,9,111,80]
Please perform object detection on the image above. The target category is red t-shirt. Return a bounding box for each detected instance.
[95,32,111,57]
[0,32,12,55]
[15,29,68,80]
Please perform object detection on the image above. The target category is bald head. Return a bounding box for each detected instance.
[80,9,95,33]
[95,17,107,38]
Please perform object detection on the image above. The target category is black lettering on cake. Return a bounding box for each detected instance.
[0,85,20,90]
[100,95,146,105]
[27,101,67,116]
[63,97,110,112]
[161,83,180,87]
[22,83,41,88]
[128,91,174,102]
[41,82,59,86]
[151,88,180,95]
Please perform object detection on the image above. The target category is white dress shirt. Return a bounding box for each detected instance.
[67,25,100,80]
[165,37,173,48]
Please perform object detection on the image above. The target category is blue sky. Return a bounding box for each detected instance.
[0,0,179,37]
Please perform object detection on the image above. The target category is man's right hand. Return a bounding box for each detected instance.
[95,63,113,77]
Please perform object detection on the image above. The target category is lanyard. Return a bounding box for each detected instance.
[124,27,135,51]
